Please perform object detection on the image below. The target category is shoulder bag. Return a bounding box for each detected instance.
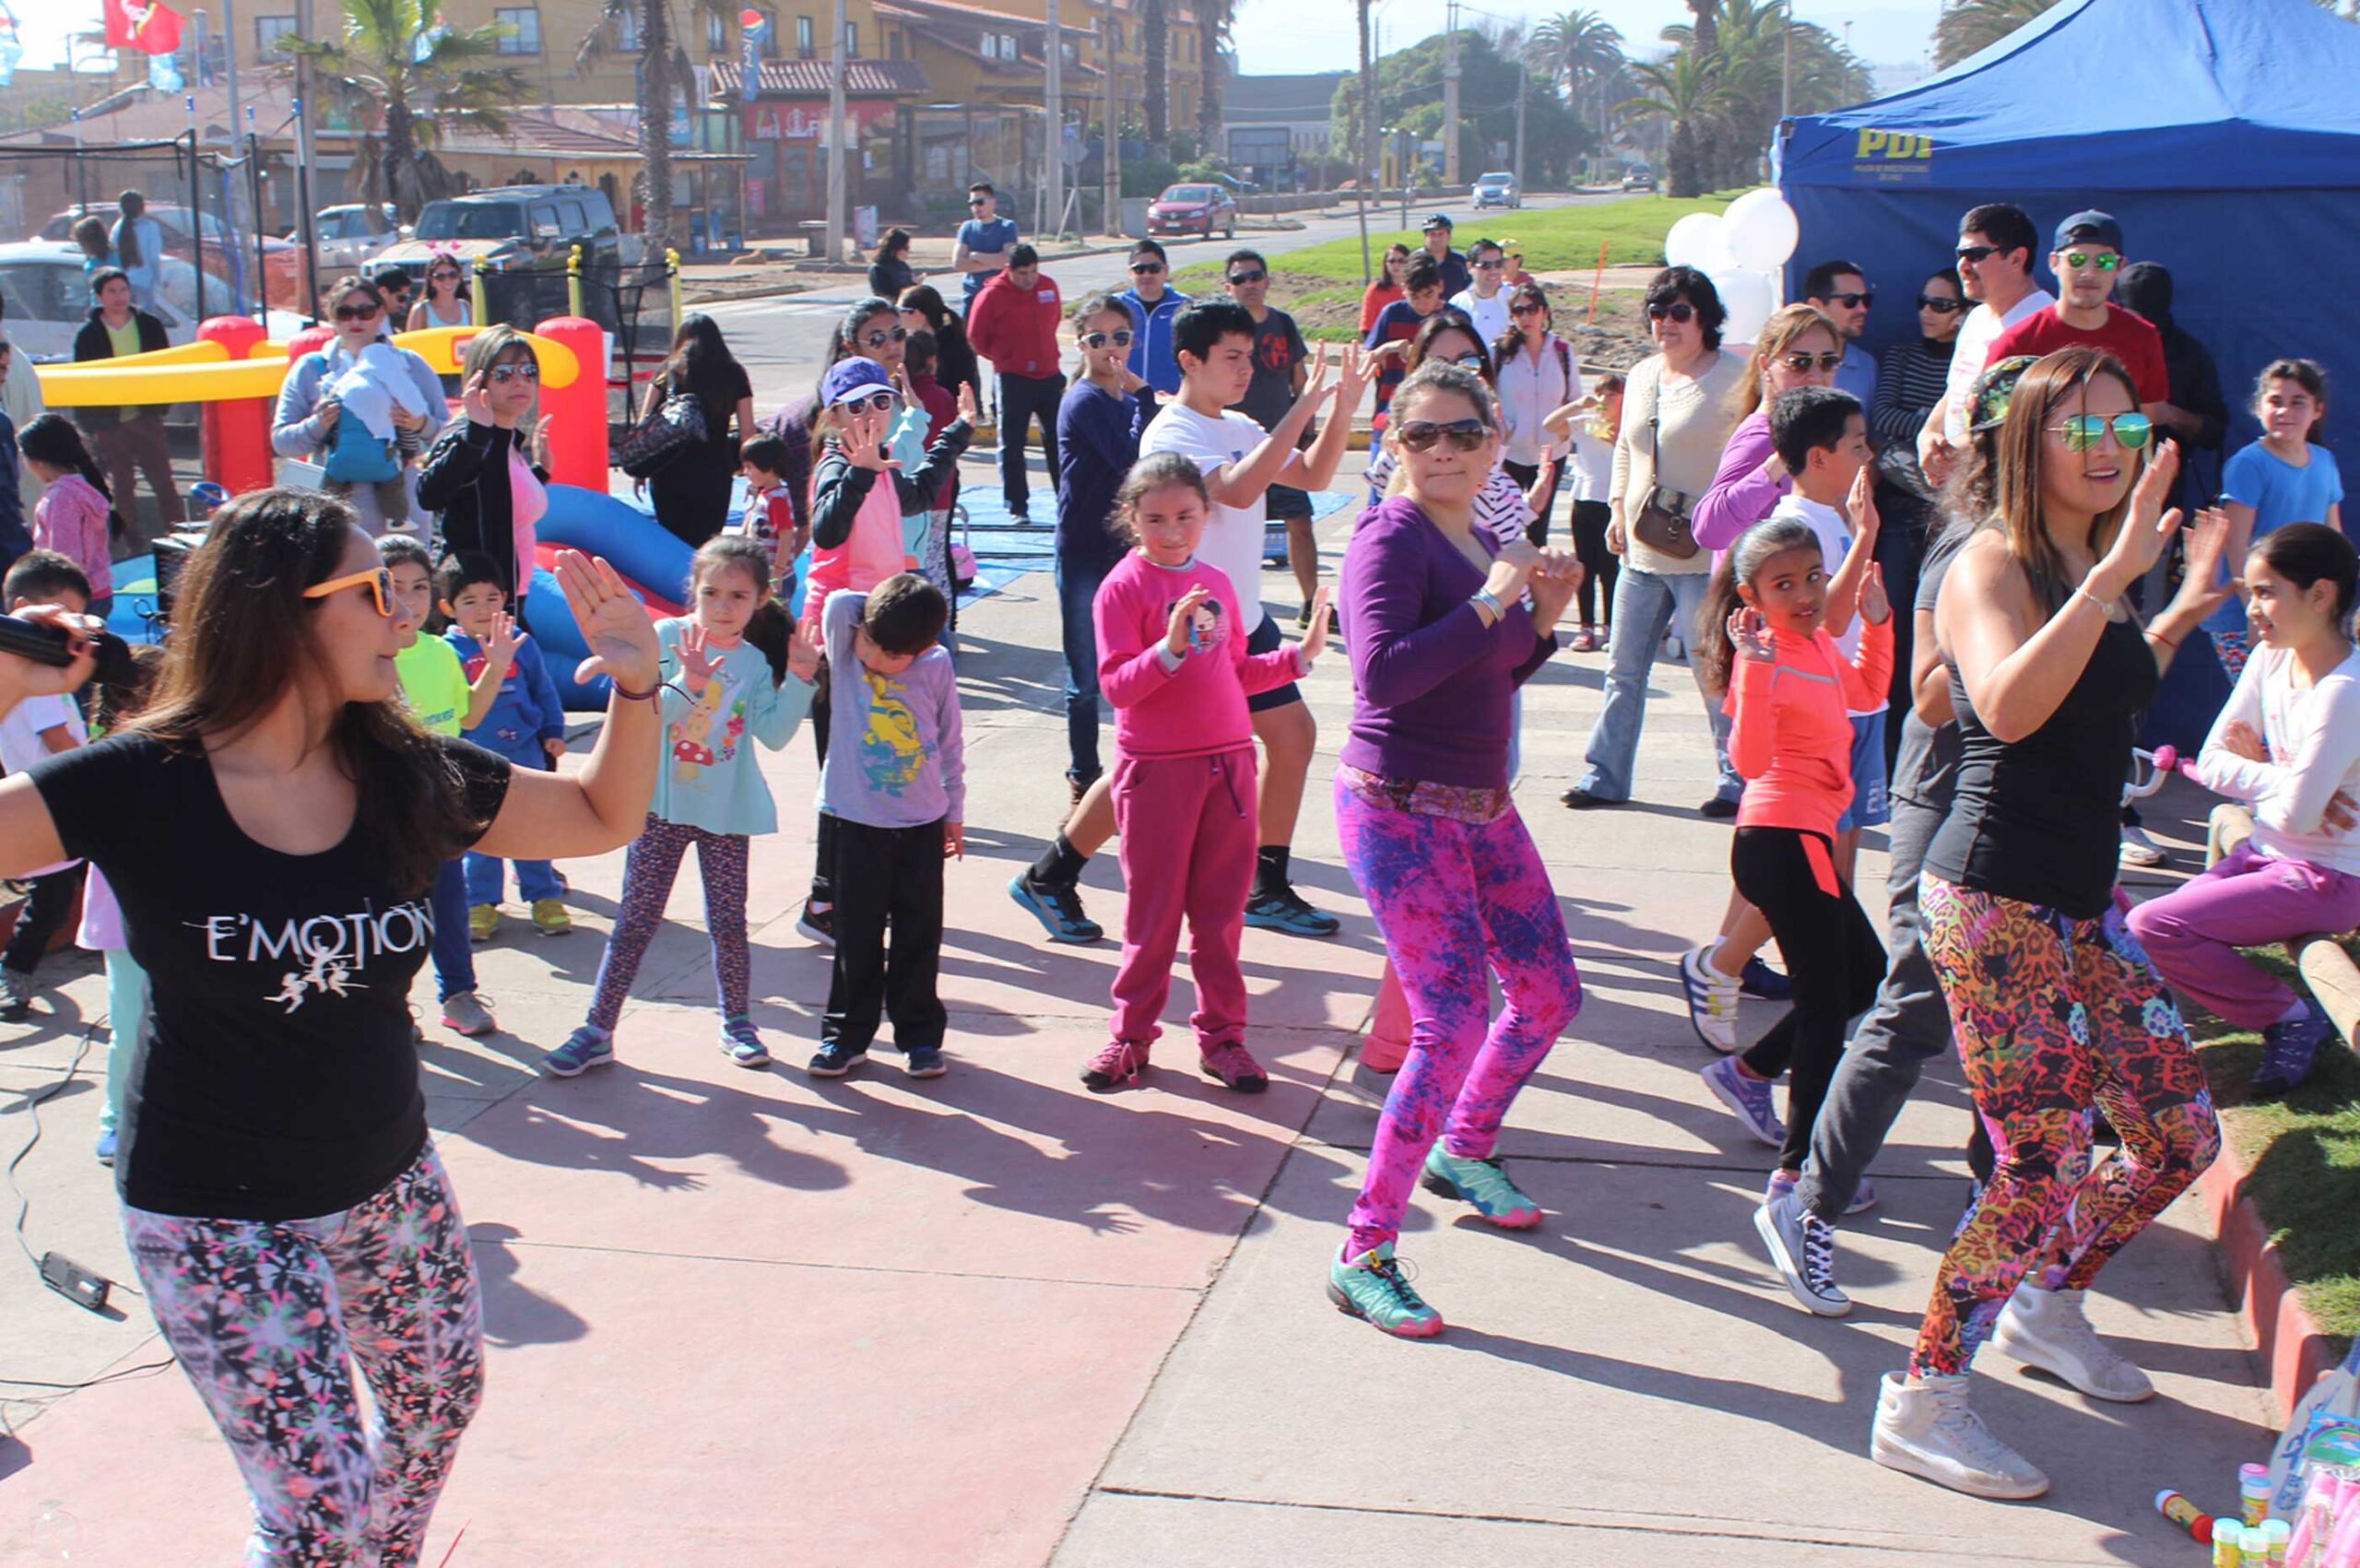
[1631,392,1700,560]
[616,385,708,479]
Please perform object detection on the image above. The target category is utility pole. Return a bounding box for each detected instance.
[293,0,319,316]
[1044,0,1062,241]
[1779,0,1793,120]
[1513,54,1526,190]
[1355,0,1374,283]
[1442,0,1461,186]
[1100,6,1121,242]
[825,0,847,260]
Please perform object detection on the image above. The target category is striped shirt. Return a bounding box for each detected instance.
[1363,449,1534,546]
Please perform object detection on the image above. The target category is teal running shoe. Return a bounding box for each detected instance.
[1421,1145,1544,1229]
[543,1026,615,1078]
[1327,1242,1444,1338]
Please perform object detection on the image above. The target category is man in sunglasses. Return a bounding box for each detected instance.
[1419,213,1472,298]
[1221,248,1322,628]
[1117,240,1190,395]
[953,181,1021,315]
[70,267,183,547]
[965,243,1065,523]
[1983,210,2168,417]
[1918,202,2052,485]
[1801,257,1879,408]
[1447,238,1513,346]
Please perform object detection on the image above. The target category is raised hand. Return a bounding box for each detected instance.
[954,382,980,423]
[557,552,661,693]
[484,609,520,671]
[2099,438,2186,586]
[786,611,825,681]
[1300,584,1333,664]
[1165,584,1211,658]
[844,407,900,472]
[1332,343,1375,407]
[1727,605,1778,663]
[2173,505,2235,616]
[1296,343,1334,411]
[459,372,492,427]
[1527,547,1586,633]
[676,622,718,688]
[1859,560,1891,626]
[1845,463,1882,546]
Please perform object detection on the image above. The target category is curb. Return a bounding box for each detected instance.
[2197,1133,2337,1425]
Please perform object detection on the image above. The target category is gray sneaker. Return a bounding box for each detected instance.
[1754,1189,1852,1317]
[1990,1283,2155,1402]
[439,990,497,1037]
[1870,1371,2049,1500]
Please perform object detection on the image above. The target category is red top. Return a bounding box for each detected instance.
[1986,304,2169,405]
[1358,278,1404,337]
[967,271,1066,379]
[1727,618,1894,839]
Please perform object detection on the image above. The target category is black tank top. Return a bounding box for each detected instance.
[1924,606,2157,919]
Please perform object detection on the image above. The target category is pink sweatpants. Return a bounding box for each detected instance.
[1110,747,1259,1050]
[2126,840,2360,1029]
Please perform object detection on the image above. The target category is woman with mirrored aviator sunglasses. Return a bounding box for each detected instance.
[419,325,549,610]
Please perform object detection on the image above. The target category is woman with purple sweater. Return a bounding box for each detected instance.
[1327,361,1587,1338]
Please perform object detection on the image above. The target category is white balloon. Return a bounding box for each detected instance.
[1721,187,1800,274]
[1663,212,1731,273]
[1711,267,1776,348]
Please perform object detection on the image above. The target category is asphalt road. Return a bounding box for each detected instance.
[701,191,1613,410]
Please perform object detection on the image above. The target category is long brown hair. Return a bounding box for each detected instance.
[130,489,490,895]
[1491,282,1551,370]
[1695,513,1821,699]
[1986,347,2145,613]
[460,324,541,448]
[1736,304,1840,419]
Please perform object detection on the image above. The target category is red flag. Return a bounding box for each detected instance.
[106,0,183,53]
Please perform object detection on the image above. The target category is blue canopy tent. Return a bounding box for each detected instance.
[1776,0,2360,743]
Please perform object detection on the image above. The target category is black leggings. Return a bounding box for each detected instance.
[1732,827,1886,1173]
[1503,459,1563,548]
[1569,500,1616,627]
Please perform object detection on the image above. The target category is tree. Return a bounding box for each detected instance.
[1196,0,1233,151]
[1335,29,1588,191]
[1618,50,1725,196]
[278,0,525,224]
[1932,0,2054,65]
[579,0,727,253]
[1529,7,1625,175]
[1657,0,1872,188]
[1144,0,1169,156]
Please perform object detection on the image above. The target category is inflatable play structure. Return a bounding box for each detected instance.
[36,312,750,710]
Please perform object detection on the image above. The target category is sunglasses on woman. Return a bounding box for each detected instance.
[1447,351,1487,371]
[302,566,395,618]
[334,301,382,322]
[1646,301,1696,324]
[1916,295,1965,312]
[1510,301,1547,315]
[2050,412,2154,452]
[489,362,539,385]
[1078,329,1135,348]
[860,325,909,348]
[1395,419,1489,454]
[841,391,896,414]
[1781,351,1847,373]
[431,269,461,283]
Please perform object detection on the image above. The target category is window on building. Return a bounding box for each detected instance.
[1108,19,1123,52]
[1060,38,1078,65]
[796,14,814,56]
[979,32,997,59]
[707,12,726,51]
[889,29,902,58]
[254,14,297,53]
[1001,32,1017,58]
[844,20,859,56]
[493,6,539,54]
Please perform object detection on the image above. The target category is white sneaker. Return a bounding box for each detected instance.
[1680,945,1740,1053]
[2118,825,2168,868]
[1870,1371,2050,1500]
[1990,1282,2156,1403]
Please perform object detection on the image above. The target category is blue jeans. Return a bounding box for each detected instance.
[1577,565,1741,804]
[1057,550,1112,785]
[465,852,561,907]
[430,858,477,1003]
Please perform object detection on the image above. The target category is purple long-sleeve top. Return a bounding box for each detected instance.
[1340,495,1557,790]
[1690,408,1788,552]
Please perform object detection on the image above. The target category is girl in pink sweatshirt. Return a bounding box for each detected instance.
[18,416,119,618]
[1082,452,1329,1094]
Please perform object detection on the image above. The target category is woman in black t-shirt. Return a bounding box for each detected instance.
[643,312,757,548]
[0,489,664,1565]
[1870,348,2228,1503]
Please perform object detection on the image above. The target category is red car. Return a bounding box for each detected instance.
[1146,183,1237,242]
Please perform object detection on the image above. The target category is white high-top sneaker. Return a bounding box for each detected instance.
[1990,1282,2156,1403]
[1870,1371,2049,1500]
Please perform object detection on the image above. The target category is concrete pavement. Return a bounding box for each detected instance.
[0,452,2282,1564]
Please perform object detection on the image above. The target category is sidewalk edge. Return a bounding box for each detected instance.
[2198,1128,2335,1424]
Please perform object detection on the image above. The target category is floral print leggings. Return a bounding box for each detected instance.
[585,815,752,1033]
[1912,876,2221,1377]
[1336,781,1582,1258]
[122,1144,484,1567]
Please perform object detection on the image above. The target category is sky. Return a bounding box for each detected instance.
[14,0,1947,88]
[1231,0,1947,79]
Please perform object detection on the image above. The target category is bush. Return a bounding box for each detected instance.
[1123,159,1181,198]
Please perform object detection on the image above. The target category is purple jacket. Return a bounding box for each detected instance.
[1690,408,1788,552]
[1340,495,1556,791]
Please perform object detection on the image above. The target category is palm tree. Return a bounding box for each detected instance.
[1528,7,1623,176]
[1196,0,1233,153]
[1619,49,1725,196]
[278,0,525,224]
[579,0,727,253]
[1144,0,1169,157]
[1685,0,1719,60]
[1932,0,2054,66]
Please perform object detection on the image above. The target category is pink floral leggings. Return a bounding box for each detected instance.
[123,1144,484,1566]
[1336,781,1582,1257]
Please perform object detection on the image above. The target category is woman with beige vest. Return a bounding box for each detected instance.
[1564,265,1750,812]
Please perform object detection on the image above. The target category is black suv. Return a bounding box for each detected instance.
[370,185,631,326]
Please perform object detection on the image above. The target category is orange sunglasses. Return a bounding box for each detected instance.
[301,566,395,618]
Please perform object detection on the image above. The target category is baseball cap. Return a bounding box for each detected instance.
[1422,213,1454,232]
[821,358,897,407]
[1968,355,2038,435]
[2052,210,2124,253]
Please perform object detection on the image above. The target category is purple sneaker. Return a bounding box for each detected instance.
[1703,1056,1784,1148]
[2252,1008,2334,1095]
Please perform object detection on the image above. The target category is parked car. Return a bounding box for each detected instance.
[304,203,403,272]
[38,203,305,310]
[1622,168,1657,192]
[0,242,306,360]
[1146,183,1238,242]
[1472,171,1520,209]
[365,184,629,326]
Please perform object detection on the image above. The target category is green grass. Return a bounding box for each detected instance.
[1172,189,1743,292]
[2189,945,2360,1359]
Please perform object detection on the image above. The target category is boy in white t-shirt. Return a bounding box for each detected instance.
[0,550,92,1015]
[1132,301,1371,935]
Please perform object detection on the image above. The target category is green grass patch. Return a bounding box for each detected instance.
[2189,944,2360,1359]
[1174,189,1744,293]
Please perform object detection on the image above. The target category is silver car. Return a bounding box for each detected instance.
[305,204,402,272]
[1472,171,1520,210]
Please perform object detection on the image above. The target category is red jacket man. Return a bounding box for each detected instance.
[963,244,1067,521]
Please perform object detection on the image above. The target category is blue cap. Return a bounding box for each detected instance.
[2053,209,2124,253]
[820,358,896,408]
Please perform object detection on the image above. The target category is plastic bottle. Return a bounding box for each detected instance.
[2218,1524,2245,1568]
[2160,1489,2220,1545]
[2261,1517,2291,1566]
[2249,1463,2280,1527]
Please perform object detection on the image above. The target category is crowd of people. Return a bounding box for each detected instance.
[0,187,2349,1558]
